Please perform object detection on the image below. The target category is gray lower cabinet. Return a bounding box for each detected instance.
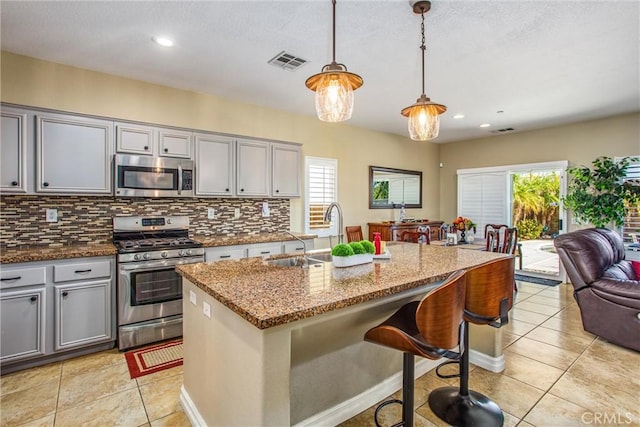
[54,279,111,350]
[0,287,46,363]
[0,257,115,370]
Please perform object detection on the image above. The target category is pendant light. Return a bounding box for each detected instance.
[401,1,446,141]
[305,0,363,122]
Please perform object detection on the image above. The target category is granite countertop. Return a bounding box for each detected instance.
[193,232,317,248]
[0,232,318,264]
[0,243,118,264]
[176,243,511,330]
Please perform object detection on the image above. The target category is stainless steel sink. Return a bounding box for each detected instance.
[307,251,333,263]
[266,256,324,268]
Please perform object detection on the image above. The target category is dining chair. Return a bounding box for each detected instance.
[345,225,364,243]
[400,230,431,244]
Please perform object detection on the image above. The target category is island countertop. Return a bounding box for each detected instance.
[176,243,511,330]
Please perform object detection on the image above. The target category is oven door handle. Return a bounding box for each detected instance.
[119,257,203,272]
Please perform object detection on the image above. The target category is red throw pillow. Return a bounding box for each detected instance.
[631,261,640,279]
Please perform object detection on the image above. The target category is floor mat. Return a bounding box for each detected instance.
[515,274,562,286]
[124,339,183,379]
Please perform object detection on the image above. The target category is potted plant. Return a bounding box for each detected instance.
[331,241,375,268]
[563,156,640,229]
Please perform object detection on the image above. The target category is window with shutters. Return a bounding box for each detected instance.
[622,158,640,243]
[305,157,338,236]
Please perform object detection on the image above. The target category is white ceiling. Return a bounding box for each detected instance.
[1,0,639,143]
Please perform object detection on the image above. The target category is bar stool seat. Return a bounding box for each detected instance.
[364,270,467,426]
[428,257,515,427]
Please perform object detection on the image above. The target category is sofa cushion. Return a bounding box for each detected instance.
[603,260,637,281]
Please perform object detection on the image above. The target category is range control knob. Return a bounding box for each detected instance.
[178,250,186,257]
[161,251,168,258]
[186,249,193,256]
[143,253,151,260]
[133,254,141,261]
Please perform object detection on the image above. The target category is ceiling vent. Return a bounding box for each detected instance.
[268,51,308,71]
[490,127,515,134]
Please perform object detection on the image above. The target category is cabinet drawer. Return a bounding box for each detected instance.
[0,267,46,289]
[247,244,282,258]
[205,247,246,262]
[54,261,111,282]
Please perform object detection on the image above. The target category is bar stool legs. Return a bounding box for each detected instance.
[428,321,504,427]
[374,353,414,427]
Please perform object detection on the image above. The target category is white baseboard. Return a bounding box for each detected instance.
[294,358,440,427]
[469,349,505,373]
[180,385,207,427]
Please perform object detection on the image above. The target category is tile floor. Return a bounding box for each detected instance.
[1,281,639,426]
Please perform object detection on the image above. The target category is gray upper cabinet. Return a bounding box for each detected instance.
[236,139,270,197]
[1,109,29,193]
[116,123,154,156]
[159,129,192,158]
[36,113,113,194]
[195,134,234,196]
[272,143,301,198]
[117,123,192,159]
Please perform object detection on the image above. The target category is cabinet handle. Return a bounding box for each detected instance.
[260,251,270,254]
[225,188,229,192]
[11,181,18,186]
[240,188,244,192]
[30,296,37,302]
[74,269,92,274]
[164,148,168,153]
[144,146,149,150]
[219,255,231,259]
[275,189,279,193]
[43,182,50,187]
[1,276,21,281]
[62,291,69,297]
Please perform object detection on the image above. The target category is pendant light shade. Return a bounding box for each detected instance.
[305,0,363,122]
[401,1,446,141]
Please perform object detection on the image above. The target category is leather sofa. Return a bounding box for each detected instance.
[554,228,640,352]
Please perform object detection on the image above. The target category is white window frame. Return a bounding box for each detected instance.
[305,156,338,237]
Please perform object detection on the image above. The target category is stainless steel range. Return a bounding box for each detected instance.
[113,216,204,350]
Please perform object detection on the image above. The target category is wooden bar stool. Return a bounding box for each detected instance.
[428,257,515,427]
[364,270,467,426]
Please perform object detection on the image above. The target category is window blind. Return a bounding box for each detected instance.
[305,157,337,236]
[457,172,508,236]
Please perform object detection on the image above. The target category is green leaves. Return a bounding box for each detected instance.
[564,156,640,228]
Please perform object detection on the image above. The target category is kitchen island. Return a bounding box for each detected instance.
[176,243,511,426]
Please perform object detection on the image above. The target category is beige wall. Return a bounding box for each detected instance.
[1,52,440,242]
[438,113,640,224]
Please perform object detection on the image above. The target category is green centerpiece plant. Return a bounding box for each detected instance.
[331,240,375,267]
[563,156,640,229]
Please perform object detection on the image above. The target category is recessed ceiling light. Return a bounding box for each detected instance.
[453,114,465,119]
[152,36,174,47]
[480,123,491,128]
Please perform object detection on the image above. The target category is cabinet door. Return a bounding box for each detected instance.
[37,114,113,194]
[54,280,112,350]
[159,129,192,158]
[1,110,28,193]
[272,143,301,197]
[195,135,234,196]
[1,288,46,363]
[237,140,269,197]
[116,123,154,155]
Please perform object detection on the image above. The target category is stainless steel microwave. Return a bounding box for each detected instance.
[115,154,194,197]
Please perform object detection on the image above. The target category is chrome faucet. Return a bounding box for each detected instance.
[284,231,307,257]
[323,202,344,245]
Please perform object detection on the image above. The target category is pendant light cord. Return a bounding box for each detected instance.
[332,0,337,63]
[420,9,426,96]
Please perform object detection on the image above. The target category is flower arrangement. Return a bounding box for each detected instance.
[453,216,476,232]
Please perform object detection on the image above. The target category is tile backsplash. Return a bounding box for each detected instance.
[0,195,290,248]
